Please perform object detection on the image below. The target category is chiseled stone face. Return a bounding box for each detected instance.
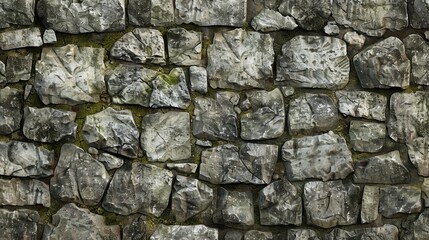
[404,34,429,85]
[278,0,331,30]
[0,27,43,50]
[0,178,50,207]
[379,185,422,217]
[0,209,40,240]
[151,224,218,240]
[0,87,23,135]
[0,0,35,28]
[349,120,386,152]
[213,188,255,227]
[167,28,202,66]
[336,91,387,121]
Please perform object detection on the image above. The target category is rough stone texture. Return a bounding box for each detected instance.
[288,94,337,135]
[282,132,354,181]
[0,87,23,135]
[82,107,139,158]
[304,181,360,228]
[150,224,218,240]
[276,36,349,89]
[171,176,214,222]
[0,178,50,207]
[426,31,429,40]
[224,231,244,240]
[35,44,106,105]
[354,37,410,89]
[286,229,320,240]
[251,9,297,32]
[42,203,121,239]
[0,0,35,28]
[408,0,429,29]
[240,88,285,140]
[43,29,56,44]
[0,141,54,178]
[388,92,429,143]
[141,111,191,162]
[102,163,173,217]
[6,53,32,82]
[279,86,294,98]
[0,60,5,86]
[332,0,408,37]
[37,0,126,34]
[349,121,386,152]
[51,144,110,206]
[213,188,254,227]
[404,34,429,85]
[0,27,43,50]
[422,178,429,207]
[343,31,366,49]
[167,28,202,66]
[190,66,207,94]
[175,0,247,27]
[24,84,32,100]
[258,180,302,226]
[324,22,340,36]
[23,107,77,143]
[192,91,239,141]
[98,153,124,171]
[1,209,39,240]
[278,0,331,30]
[150,0,174,26]
[110,28,166,65]
[336,91,387,121]
[379,185,422,217]
[407,137,429,176]
[404,208,429,239]
[244,230,273,240]
[207,29,274,90]
[127,0,150,26]
[326,224,399,240]
[166,163,198,174]
[239,143,278,184]
[122,215,146,240]
[361,185,380,223]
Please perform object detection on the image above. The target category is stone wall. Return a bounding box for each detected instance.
[1,0,429,239]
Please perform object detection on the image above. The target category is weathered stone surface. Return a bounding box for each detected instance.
[0,0,35,28]
[35,44,106,105]
[103,163,173,217]
[304,181,360,228]
[166,163,198,174]
[279,86,294,98]
[282,132,354,181]
[0,28,43,50]
[24,84,32,100]
[336,91,387,121]
[192,91,239,141]
[349,121,386,152]
[251,9,297,32]
[43,29,56,44]
[0,141,54,178]
[150,68,191,109]
[171,176,214,222]
[6,53,32,82]
[0,87,23,135]
[150,224,218,240]
[213,188,254,227]
[190,66,207,94]
[343,31,366,49]
[123,215,146,240]
[276,36,349,89]
[127,0,150,26]
[82,107,139,158]
[0,60,5,86]
[361,186,379,223]
[37,0,126,34]
[23,107,77,143]
[175,0,246,26]
[332,0,408,37]
[43,203,121,239]
[278,0,331,30]
[51,144,110,206]
[404,34,429,85]
[240,88,285,140]
[141,111,191,162]
[379,185,422,217]
[286,229,320,240]
[167,28,202,66]
[0,178,50,207]
[324,21,340,36]
[326,224,399,240]
[426,31,429,40]
[110,28,165,65]
[207,29,274,90]
[422,178,429,207]
[258,180,302,226]
[408,137,429,176]
[409,0,429,29]
[404,208,429,239]
[150,0,174,26]
[0,209,40,240]
[98,153,124,171]
[244,230,273,240]
[288,94,337,135]
[388,92,429,143]
[224,231,244,240]
[354,37,410,89]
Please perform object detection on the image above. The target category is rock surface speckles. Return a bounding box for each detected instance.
[6,53,33,83]
[326,224,399,240]
[251,9,298,32]
[379,185,422,217]
[407,137,429,176]
[404,34,429,85]
[151,224,218,240]
[167,28,202,66]
[278,0,332,31]
[213,188,254,227]
[0,0,35,28]
[0,87,23,135]
[0,27,43,50]
[0,209,40,240]
[349,121,386,152]
[0,178,50,207]
[336,91,387,121]
[408,0,429,29]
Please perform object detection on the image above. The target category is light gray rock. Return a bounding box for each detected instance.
[0,178,50,207]
[208,29,274,90]
[0,27,43,50]
[239,143,278,184]
[278,0,331,30]
[0,141,54,178]
[251,9,297,32]
[288,94,337,135]
[0,87,23,135]
[192,91,239,141]
[110,28,165,65]
[325,224,399,240]
[279,86,294,97]
[23,107,77,143]
[354,37,410,89]
[244,230,273,240]
[102,163,173,217]
[379,185,422,217]
[0,0,35,28]
[150,224,218,240]
[150,0,174,26]
[286,229,320,240]
[175,0,246,26]
[141,111,191,162]
[426,31,429,40]
[404,34,429,85]
[213,188,254,227]
[87,147,99,155]
[24,84,32,100]
[388,92,429,143]
[403,208,429,240]
[409,0,429,29]
[35,44,106,105]
[37,0,126,34]
[324,21,340,36]
[190,66,207,94]
[122,215,146,240]
[0,61,5,86]
[6,53,32,83]
[51,144,110,206]
[98,153,124,171]
[332,0,408,37]
[349,121,386,152]
[422,178,429,207]
[336,91,387,121]
[128,0,150,25]
[343,31,366,49]
[171,176,214,222]
[0,209,40,240]
[258,180,302,226]
[304,181,360,228]
[43,29,56,44]
[42,203,121,240]
[408,137,429,176]
[361,185,380,224]
[276,36,349,89]
[224,231,244,240]
[166,163,198,174]
[167,28,202,66]
[282,132,354,181]
[240,88,285,140]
